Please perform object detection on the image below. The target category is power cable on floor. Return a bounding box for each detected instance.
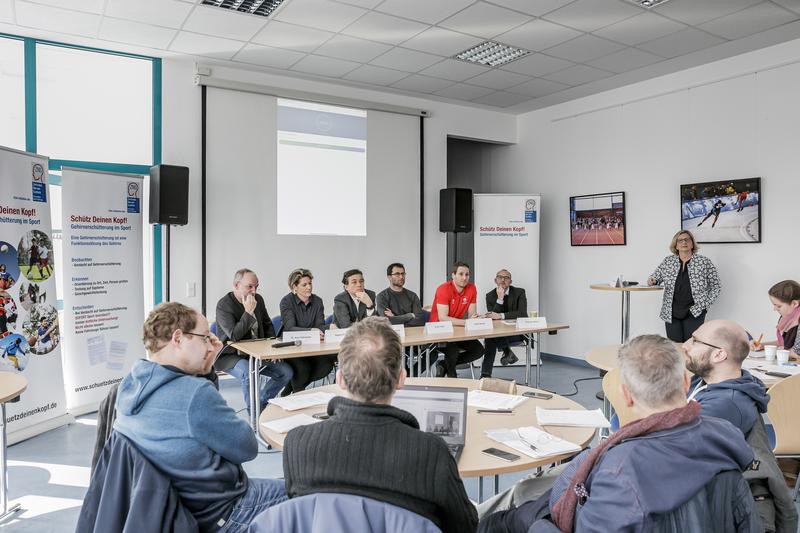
[553,376,602,397]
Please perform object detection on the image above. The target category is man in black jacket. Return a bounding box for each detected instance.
[482,269,528,377]
[284,317,478,533]
[332,269,377,328]
[216,268,292,413]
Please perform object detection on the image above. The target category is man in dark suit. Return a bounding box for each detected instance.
[216,268,293,413]
[333,269,377,328]
[482,269,528,377]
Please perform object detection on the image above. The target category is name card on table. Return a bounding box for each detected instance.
[391,324,406,338]
[465,318,493,332]
[324,328,349,344]
[425,321,454,335]
[283,329,321,345]
[517,317,547,330]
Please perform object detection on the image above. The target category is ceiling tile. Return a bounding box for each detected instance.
[496,19,581,51]
[655,0,762,26]
[233,43,306,68]
[506,77,569,97]
[773,0,800,15]
[699,3,798,40]
[0,0,11,23]
[333,0,383,7]
[465,69,530,89]
[471,90,531,107]
[587,47,663,73]
[99,17,177,49]
[169,31,244,59]
[274,0,367,33]
[343,64,409,85]
[291,54,360,77]
[252,21,333,53]
[401,26,483,57]
[314,34,392,62]
[638,27,726,59]
[183,5,266,41]
[105,0,192,29]
[543,0,641,32]
[15,1,100,36]
[543,64,613,85]
[434,83,495,100]
[420,58,491,81]
[499,52,573,76]
[370,47,442,71]
[376,0,475,24]
[544,34,626,63]
[485,0,575,17]
[391,74,454,93]
[25,0,104,14]
[342,11,429,45]
[439,2,531,39]
[593,12,686,46]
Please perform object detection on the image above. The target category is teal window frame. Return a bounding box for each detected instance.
[1,32,163,305]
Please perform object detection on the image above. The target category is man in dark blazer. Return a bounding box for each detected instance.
[482,269,528,377]
[216,268,293,413]
[333,269,377,328]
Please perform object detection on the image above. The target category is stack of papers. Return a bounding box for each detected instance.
[536,406,610,428]
[269,392,337,411]
[468,390,527,410]
[754,364,800,375]
[261,414,321,434]
[485,427,581,459]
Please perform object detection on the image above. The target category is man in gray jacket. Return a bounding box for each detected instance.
[333,269,376,328]
[375,263,425,327]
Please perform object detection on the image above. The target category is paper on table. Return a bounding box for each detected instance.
[269,392,337,411]
[485,427,581,459]
[261,414,321,434]
[536,406,610,428]
[754,364,800,375]
[468,390,527,410]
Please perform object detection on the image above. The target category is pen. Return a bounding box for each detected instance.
[754,333,763,349]
[477,409,513,414]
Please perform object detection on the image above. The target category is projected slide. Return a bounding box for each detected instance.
[277,99,367,236]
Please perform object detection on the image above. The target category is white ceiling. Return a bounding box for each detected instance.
[3,0,800,112]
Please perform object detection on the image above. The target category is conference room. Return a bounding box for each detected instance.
[0,0,799,531]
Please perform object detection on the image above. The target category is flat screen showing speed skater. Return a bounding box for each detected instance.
[680,177,761,244]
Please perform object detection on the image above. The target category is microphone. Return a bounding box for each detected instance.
[273,340,302,348]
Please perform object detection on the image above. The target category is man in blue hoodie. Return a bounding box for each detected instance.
[683,319,769,434]
[114,302,287,532]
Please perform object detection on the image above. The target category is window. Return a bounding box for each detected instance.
[0,37,25,150]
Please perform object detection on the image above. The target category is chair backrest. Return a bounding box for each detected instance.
[325,314,334,325]
[248,493,442,533]
[210,321,217,335]
[422,309,431,323]
[271,315,282,335]
[602,368,637,428]
[766,373,800,455]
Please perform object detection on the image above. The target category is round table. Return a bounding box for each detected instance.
[590,284,662,344]
[259,377,595,499]
[585,344,620,373]
[0,372,27,521]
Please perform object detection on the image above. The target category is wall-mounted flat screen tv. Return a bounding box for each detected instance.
[680,177,761,243]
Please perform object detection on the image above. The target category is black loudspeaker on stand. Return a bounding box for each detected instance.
[150,165,190,301]
[439,188,473,268]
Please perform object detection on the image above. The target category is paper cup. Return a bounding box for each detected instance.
[764,345,777,361]
[777,349,790,365]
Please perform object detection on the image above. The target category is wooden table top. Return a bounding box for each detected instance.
[590,283,663,292]
[258,377,595,478]
[0,372,28,404]
[585,344,619,372]
[234,322,569,361]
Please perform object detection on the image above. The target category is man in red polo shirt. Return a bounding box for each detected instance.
[431,262,484,378]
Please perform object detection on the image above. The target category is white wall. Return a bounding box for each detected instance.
[487,37,800,360]
[162,58,516,314]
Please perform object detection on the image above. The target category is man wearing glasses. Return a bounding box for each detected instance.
[376,263,426,327]
[481,269,528,377]
[216,268,293,414]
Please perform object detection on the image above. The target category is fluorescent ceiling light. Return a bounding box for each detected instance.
[201,0,285,18]
[454,41,531,67]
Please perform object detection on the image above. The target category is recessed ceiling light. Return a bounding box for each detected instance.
[200,0,285,18]
[454,41,531,68]
[627,0,672,8]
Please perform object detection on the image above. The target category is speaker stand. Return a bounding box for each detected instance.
[165,224,171,301]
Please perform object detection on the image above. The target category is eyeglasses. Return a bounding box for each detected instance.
[676,238,692,244]
[496,275,511,280]
[390,272,406,277]
[690,336,723,351]
[184,332,213,344]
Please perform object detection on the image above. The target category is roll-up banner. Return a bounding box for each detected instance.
[61,168,144,413]
[0,145,70,441]
[473,194,541,315]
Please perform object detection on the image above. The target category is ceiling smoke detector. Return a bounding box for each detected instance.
[627,0,672,8]
[454,41,531,67]
[200,0,285,18]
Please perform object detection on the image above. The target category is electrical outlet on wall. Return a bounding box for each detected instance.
[186,282,196,297]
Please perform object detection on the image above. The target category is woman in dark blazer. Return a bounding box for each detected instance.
[279,269,336,393]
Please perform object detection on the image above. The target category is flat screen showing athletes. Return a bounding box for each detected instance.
[276,98,367,236]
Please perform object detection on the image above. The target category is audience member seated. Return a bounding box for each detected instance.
[481,268,528,377]
[215,268,293,412]
[279,268,336,393]
[376,263,426,327]
[114,302,287,532]
[333,268,377,328]
[766,280,800,356]
[282,317,478,533]
[430,261,483,378]
[684,319,798,533]
[479,334,757,533]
